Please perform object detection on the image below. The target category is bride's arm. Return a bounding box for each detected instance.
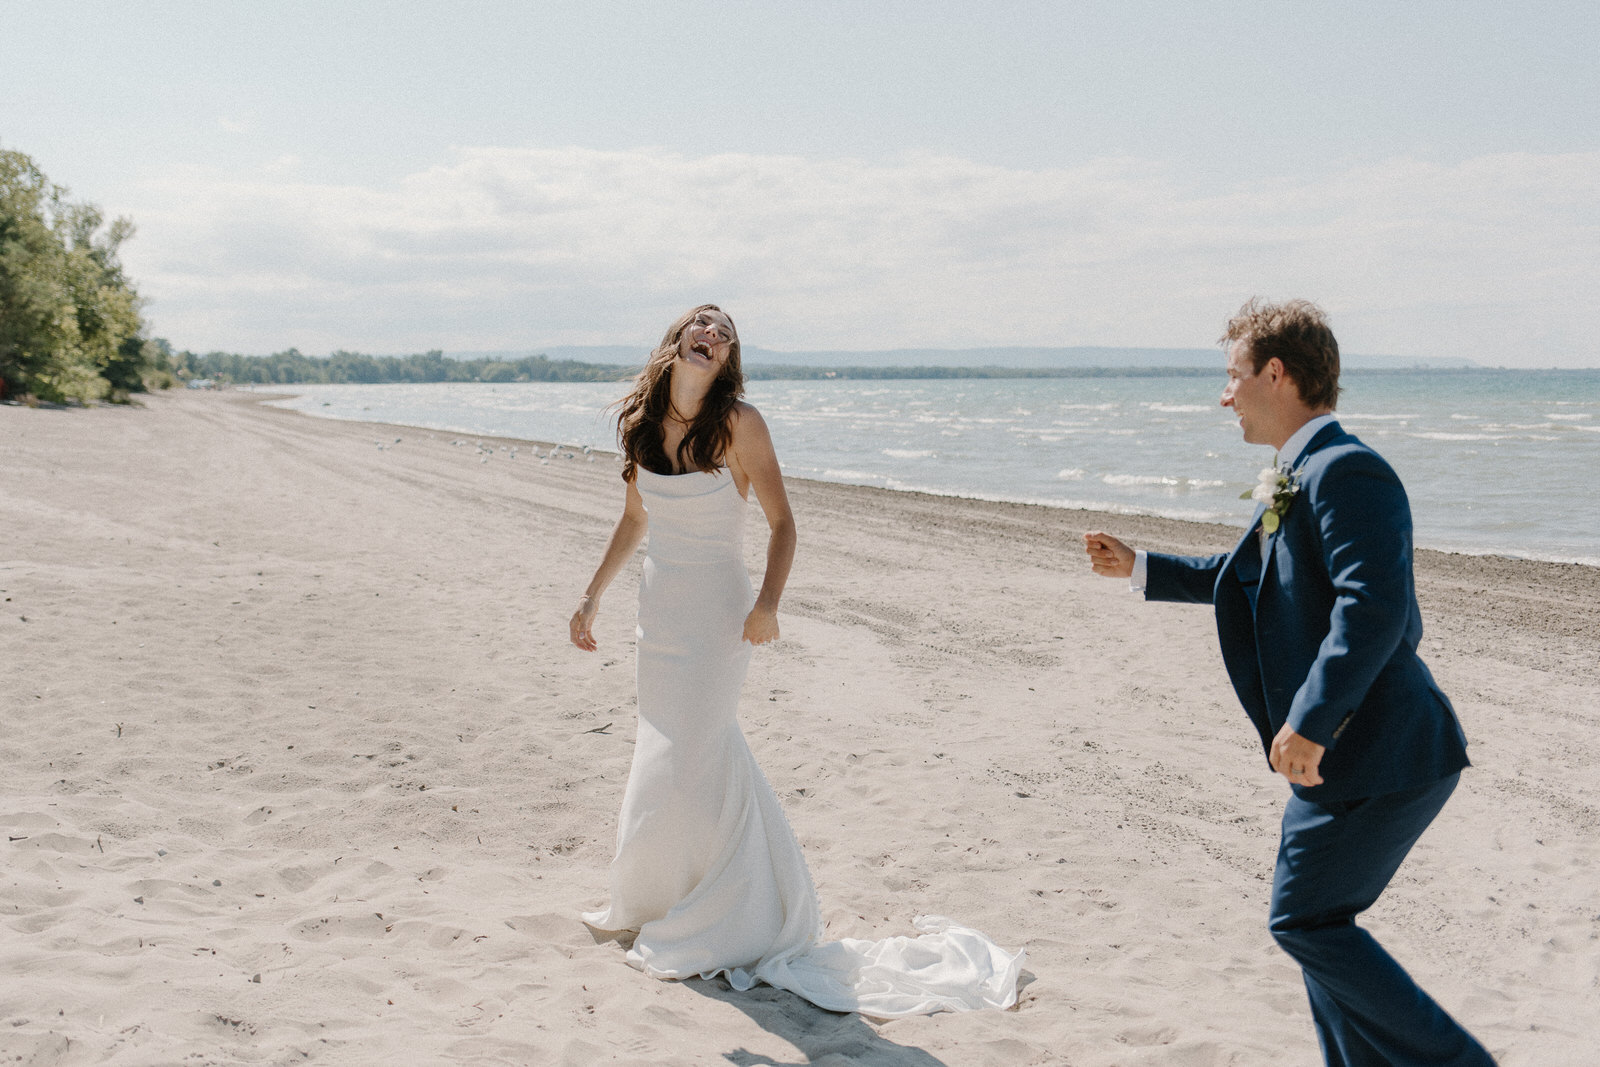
[729,404,795,646]
[569,478,648,651]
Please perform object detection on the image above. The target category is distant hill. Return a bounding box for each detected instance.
[448,345,1476,370]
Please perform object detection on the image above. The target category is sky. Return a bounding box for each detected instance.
[3,1,1597,366]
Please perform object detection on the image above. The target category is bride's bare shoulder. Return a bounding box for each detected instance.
[728,401,773,437]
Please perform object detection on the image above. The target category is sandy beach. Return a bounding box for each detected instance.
[3,389,1597,1066]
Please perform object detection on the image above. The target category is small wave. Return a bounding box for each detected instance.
[881,448,936,459]
[1486,421,1587,431]
[1407,432,1509,441]
[817,468,890,483]
[1057,468,1086,480]
[1103,474,1181,487]
[1339,413,1420,421]
[1099,473,1227,491]
[1546,413,1590,421]
[1042,499,1239,523]
[1145,403,1212,413]
[771,410,863,422]
[854,481,1241,524]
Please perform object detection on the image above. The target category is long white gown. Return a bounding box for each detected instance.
[583,467,1023,1017]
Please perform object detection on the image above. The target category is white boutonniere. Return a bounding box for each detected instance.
[1242,460,1303,534]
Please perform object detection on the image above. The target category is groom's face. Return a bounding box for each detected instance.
[1222,340,1272,445]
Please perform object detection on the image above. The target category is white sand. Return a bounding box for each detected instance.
[2,390,1596,1065]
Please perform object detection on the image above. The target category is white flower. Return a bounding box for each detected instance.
[1251,466,1279,504]
[1241,461,1304,533]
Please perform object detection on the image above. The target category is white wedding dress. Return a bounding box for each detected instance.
[583,468,1023,1017]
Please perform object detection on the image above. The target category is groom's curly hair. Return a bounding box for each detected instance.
[1221,298,1341,411]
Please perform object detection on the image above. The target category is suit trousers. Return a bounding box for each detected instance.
[1269,773,1494,1066]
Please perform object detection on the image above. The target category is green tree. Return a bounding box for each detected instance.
[0,149,76,400]
[0,145,154,402]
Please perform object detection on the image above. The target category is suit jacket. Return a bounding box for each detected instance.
[1146,421,1469,802]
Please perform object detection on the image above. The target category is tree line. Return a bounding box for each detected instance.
[168,347,633,385]
[166,347,1228,385]
[0,146,176,403]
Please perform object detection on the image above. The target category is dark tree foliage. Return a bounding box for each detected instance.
[0,145,158,403]
[166,348,635,385]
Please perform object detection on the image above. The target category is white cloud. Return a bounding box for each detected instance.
[120,147,1600,365]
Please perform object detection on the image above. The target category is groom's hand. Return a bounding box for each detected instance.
[1083,532,1135,578]
[1270,724,1326,787]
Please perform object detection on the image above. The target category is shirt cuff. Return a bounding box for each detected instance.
[1130,550,1148,594]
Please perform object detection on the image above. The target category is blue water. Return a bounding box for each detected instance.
[261,370,1600,566]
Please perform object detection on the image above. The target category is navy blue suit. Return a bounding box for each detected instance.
[1146,421,1492,1066]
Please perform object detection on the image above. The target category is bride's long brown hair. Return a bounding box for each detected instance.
[615,304,745,481]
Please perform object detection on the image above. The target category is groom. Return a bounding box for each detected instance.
[1083,299,1494,1066]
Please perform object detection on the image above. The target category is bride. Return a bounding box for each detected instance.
[570,304,1022,1016]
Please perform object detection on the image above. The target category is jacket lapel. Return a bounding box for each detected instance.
[1232,507,1265,588]
[1257,420,1343,591]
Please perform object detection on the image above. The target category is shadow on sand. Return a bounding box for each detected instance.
[685,974,951,1067]
[586,925,1035,1065]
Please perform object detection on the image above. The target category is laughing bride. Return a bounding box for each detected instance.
[569,303,1022,1017]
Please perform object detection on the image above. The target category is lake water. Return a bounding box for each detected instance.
[262,370,1600,566]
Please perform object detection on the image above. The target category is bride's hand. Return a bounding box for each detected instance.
[742,605,779,645]
[570,595,599,651]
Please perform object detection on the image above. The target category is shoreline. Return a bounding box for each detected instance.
[246,391,1600,684]
[4,389,1596,1064]
[248,387,1600,572]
